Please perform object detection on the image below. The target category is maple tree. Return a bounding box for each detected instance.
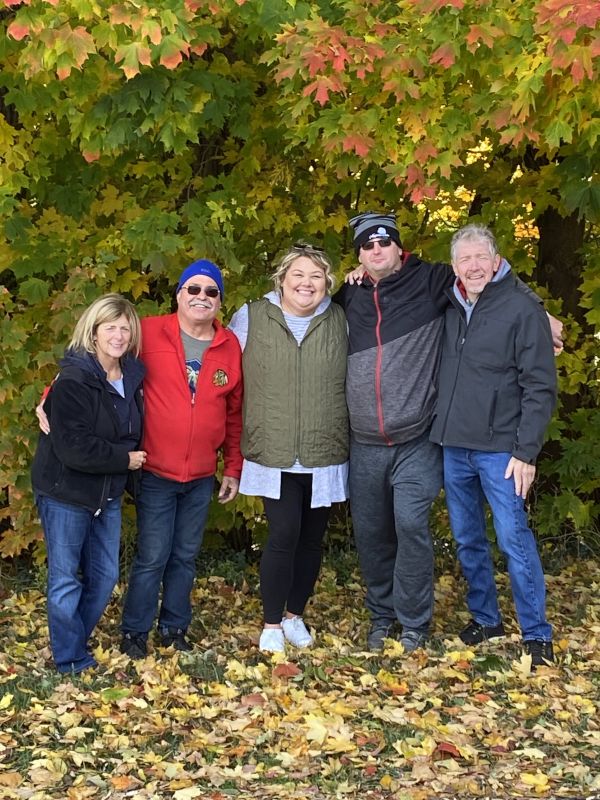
[0,0,599,556]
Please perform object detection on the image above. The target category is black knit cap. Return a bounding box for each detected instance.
[349,212,402,254]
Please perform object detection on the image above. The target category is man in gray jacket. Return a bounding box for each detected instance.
[429,223,557,667]
[334,213,451,652]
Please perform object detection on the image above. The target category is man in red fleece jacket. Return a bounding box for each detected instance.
[120,260,242,657]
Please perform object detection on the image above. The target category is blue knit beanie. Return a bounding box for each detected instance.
[177,259,224,299]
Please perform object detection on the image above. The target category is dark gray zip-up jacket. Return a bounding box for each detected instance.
[429,271,557,463]
[333,254,452,446]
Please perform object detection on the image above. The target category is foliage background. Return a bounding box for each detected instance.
[0,0,599,560]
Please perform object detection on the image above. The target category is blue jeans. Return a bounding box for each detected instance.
[443,447,552,642]
[37,494,121,673]
[121,471,214,635]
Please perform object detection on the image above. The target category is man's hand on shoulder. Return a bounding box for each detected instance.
[344,265,366,285]
[505,457,536,499]
[547,313,564,355]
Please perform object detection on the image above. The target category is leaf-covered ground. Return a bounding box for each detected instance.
[1,555,599,800]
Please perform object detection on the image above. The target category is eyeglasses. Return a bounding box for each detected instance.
[183,285,220,298]
[361,238,393,251]
[292,242,325,253]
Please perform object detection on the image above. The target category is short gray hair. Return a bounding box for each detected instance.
[271,243,336,293]
[69,293,142,357]
[451,224,499,263]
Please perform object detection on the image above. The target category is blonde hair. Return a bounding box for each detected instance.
[69,293,142,358]
[271,243,336,294]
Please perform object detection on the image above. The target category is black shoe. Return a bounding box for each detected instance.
[120,632,148,659]
[367,622,397,652]
[460,619,506,645]
[523,640,554,667]
[159,627,193,652]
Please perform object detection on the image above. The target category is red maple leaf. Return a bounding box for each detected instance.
[342,133,374,158]
[7,21,29,40]
[272,662,302,678]
[430,43,456,68]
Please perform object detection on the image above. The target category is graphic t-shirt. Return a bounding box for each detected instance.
[180,330,211,399]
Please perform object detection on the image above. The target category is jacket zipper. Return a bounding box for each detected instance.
[439,313,467,445]
[95,474,110,516]
[295,338,301,461]
[373,288,393,446]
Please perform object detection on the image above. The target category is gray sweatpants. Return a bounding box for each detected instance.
[349,432,443,631]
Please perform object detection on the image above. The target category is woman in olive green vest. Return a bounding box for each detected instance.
[229,244,349,653]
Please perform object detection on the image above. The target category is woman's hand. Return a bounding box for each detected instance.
[128,451,147,470]
[36,401,50,435]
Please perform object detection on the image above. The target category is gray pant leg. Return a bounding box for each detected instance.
[349,441,397,625]
[391,435,443,631]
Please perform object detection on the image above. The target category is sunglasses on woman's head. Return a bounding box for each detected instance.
[293,242,325,253]
[183,285,220,298]
[361,238,393,251]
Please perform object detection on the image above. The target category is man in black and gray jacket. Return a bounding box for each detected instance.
[333,212,452,652]
[334,212,560,653]
[429,223,556,668]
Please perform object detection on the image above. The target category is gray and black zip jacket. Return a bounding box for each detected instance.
[333,254,453,446]
[31,349,145,513]
[429,269,557,463]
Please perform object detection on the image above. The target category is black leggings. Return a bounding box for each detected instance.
[261,472,330,624]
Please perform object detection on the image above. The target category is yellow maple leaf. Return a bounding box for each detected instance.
[304,714,328,744]
[521,771,550,793]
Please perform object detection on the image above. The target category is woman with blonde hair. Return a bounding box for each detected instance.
[32,293,146,673]
[229,244,349,652]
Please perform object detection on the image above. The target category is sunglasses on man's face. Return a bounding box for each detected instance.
[361,238,393,251]
[183,285,220,298]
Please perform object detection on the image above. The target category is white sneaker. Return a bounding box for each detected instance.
[282,616,313,648]
[259,627,285,652]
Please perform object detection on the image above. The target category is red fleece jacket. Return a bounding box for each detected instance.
[141,313,243,482]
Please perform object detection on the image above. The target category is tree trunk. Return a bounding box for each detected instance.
[535,207,586,324]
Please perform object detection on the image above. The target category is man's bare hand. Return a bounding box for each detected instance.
[36,401,50,435]
[505,457,536,499]
[218,476,239,504]
[547,313,564,355]
[344,266,366,285]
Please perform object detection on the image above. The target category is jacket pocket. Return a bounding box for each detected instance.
[488,389,499,439]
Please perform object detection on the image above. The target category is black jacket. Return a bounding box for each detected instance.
[31,350,145,513]
[429,272,557,463]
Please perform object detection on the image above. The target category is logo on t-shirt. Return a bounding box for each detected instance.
[186,358,201,395]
